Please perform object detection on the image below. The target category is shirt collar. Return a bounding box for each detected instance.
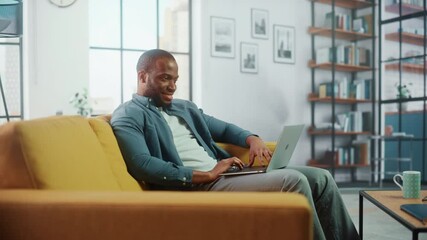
[132,93,172,111]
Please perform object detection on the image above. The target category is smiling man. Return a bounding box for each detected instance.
[111,49,360,240]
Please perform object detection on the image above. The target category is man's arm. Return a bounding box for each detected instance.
[200,110,254,147]
[112,120,193,188]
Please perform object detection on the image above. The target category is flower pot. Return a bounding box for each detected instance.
[396,102,408,112]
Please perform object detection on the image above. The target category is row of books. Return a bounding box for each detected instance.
[318,78,371,100]
[336,111,372,132]
[316,44,371,66]
[324,12,352,31]
[320,141,370,166]
[324,13,373,34]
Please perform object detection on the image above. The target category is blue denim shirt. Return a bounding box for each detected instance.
[111,94,254,190]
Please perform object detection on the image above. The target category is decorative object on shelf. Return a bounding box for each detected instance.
[273,24,295,64]
[240,42,258,74]
[395,82,412,99]
[49,0,77,8]
[384,125,393,136]
[251,8,268,39]
[69,88,92,117]
[210,16,235,58]
[395,82,412,112]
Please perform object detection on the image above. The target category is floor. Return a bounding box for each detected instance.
[341,187,427,240]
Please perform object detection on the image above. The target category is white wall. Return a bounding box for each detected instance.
[192,0,312,166]
[24,0,318,167]
[25,0,89,118]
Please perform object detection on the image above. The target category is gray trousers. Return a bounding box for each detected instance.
[195,166,360,240]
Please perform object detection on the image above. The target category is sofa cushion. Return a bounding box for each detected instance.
[16,116,121,190]
[89,118,142,191]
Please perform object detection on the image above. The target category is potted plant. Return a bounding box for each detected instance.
[395,82,412,111]
[395,82,412,99]
[69,88,93,117]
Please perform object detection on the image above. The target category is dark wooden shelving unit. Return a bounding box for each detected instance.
[378,1,427,183]
[0,0,23,123]
[308,0,376,182]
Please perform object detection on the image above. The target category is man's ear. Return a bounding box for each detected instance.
[138,70,147,84]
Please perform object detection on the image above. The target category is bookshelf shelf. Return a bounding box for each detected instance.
[308,60,373,72]
[385,3,424,15]
[385,32,425,46]
[309,0,375,182]
[385,62,426,74]
[309,0,374,9]
[308,27,373,41]
[307,160,370,169]
[308,94,371,104]
[308,128,371,136]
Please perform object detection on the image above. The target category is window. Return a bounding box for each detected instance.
[89,0,191,114]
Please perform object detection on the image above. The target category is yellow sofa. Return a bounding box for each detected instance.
[0,115,312,240]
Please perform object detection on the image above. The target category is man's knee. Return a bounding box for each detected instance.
[280,170,311,193]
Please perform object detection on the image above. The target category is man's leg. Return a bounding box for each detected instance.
[288,166,360,240]
[195,168,327,240]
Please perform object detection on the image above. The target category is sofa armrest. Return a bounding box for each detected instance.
[0,190,312,240]
[217,142,276,166]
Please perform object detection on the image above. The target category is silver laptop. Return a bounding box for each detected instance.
[220,124,305,176]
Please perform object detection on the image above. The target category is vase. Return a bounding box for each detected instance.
[396,102,408,112]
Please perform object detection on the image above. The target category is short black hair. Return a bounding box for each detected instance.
[136,49,176,72]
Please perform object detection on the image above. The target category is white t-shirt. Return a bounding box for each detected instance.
[160,109,217,172]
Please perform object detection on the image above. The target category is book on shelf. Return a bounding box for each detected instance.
[318,82,338,98]
[335,111,372,132]
[315,45,371,67]
[351,78,371,100]
[324,12,352,31]
[317,78,371,100]
[352,139,370,165]
[320,143,370,166]
[315,47,333,64]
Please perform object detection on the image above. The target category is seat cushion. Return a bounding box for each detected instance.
[16,116,121,190]
[89,118,142,191]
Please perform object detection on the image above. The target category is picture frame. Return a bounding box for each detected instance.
[240,42,258,74]
[251,9,269,39]
[211,16,235,58]
[273,25,295,64]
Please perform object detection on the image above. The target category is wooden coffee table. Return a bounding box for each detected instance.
[359,190,427,240]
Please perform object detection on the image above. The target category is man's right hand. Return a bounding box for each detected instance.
[191,157,244,184]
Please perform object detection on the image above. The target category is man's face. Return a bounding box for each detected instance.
[140,57,179,107]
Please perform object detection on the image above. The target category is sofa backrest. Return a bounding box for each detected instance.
[0,116,142,191]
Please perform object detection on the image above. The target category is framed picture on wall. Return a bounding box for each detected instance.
[240,42,258,74]
[211,16,235,58]
[273,25,295,64]
[251,9,268,39]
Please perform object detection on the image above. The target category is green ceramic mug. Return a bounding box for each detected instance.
[393,171,421,199]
